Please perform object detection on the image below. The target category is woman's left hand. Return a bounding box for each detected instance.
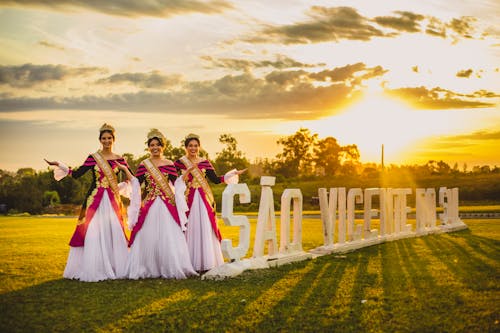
[44,158,59,166]
[116,163,128,171]
[235,168,247,175]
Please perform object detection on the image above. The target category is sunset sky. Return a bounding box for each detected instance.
[0,0,499,172]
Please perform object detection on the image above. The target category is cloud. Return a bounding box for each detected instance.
[264,70,308,86]
[448,16,476,38]
[0,0,233,18]
[456,69,473,78]
[244,6,385,44]
[201,55,325,71]
[0,87,350,119]
[309,63,388,83]
[239,6,483,45]
[374,11,424,33]
[446,130,500,141]
[483,26,500,39]
[425,16,478,39]
[0,63,106,88]
[386,86,496,109]
[38,40,65,51]
[424,130,500,151]
[425,17,447,38]
[96,71,183,89]
[466,90,500,98]
[3,64,494,118]
[0,64,383,119]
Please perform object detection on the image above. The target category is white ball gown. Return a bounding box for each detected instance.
[126,163,197,279]
[54,155,130,282]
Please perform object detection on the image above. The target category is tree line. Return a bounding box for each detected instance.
[1,128,499,214]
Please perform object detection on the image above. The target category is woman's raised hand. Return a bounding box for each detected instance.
[116,163,129,172]
[235,168,247,175]
[44,158,59,167]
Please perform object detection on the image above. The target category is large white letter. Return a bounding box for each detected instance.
[253,176,278,258]
[393,188,412,234]
[416,188,436,234]
[318,188,337,247]
[439,187,466,231]
[221,183,251,261]
[379,188,394,237]
[347,188,363,241]
[363,188,380,239]
[338,188,347,244]
[280,189,303,253]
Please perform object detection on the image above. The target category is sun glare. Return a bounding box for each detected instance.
[300,87,477,165]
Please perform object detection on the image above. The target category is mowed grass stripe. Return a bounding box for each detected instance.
[97,290,192,333]
[359,248,384,331]
[230,263,315,330]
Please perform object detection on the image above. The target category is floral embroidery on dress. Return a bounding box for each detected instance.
[144,173,174,205]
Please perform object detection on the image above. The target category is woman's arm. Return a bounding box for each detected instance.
[44,157,92,180]
[117,163,134,181]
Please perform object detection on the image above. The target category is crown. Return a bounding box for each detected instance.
[99,123,115,133]
[147,128,167,146]
[185,133,200,140]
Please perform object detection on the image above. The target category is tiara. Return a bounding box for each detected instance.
[185,133,200,140]
[146,128,167,146]
[99,123,115,133]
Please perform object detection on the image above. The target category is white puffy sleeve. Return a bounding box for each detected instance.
[126,177,141,231]
[53,162,70,181]
[223,169,239,184]
[174,177,189,231]
[118,180,133,198]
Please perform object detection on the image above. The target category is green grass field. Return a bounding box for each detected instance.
[0,216,499,332]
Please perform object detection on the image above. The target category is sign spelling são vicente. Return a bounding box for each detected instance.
[202,176,467,280]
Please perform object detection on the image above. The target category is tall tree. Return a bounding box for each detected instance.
[275,128,317,178]
[314,137,360,176]
[214,134,249,180]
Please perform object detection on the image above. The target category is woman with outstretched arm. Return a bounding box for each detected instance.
[174,133,246,272]
[45,123,132,282]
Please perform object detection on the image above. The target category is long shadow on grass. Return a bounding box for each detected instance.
[380,240,417,331]
[378,238,469,332]
[399,239,471,332]
[447,230,500,263]
[0,278,198,332]
[422,235,499,291]
[252,254,353,332]
[420,234,499,331]
[0,265,314,333]
[330,251,376,331]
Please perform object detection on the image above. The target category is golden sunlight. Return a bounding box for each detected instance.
[305,88,477,164]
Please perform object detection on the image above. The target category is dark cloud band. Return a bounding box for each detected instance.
[0,64,106,88]
[0,0,233,17]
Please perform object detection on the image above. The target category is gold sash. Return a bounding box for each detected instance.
[143,159,176,204]
[180,156,215,209]
[91,151,120,197]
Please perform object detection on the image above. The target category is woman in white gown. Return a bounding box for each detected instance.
[174,133,245,272]
[45,123,133,282]
[127,129,197,279]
